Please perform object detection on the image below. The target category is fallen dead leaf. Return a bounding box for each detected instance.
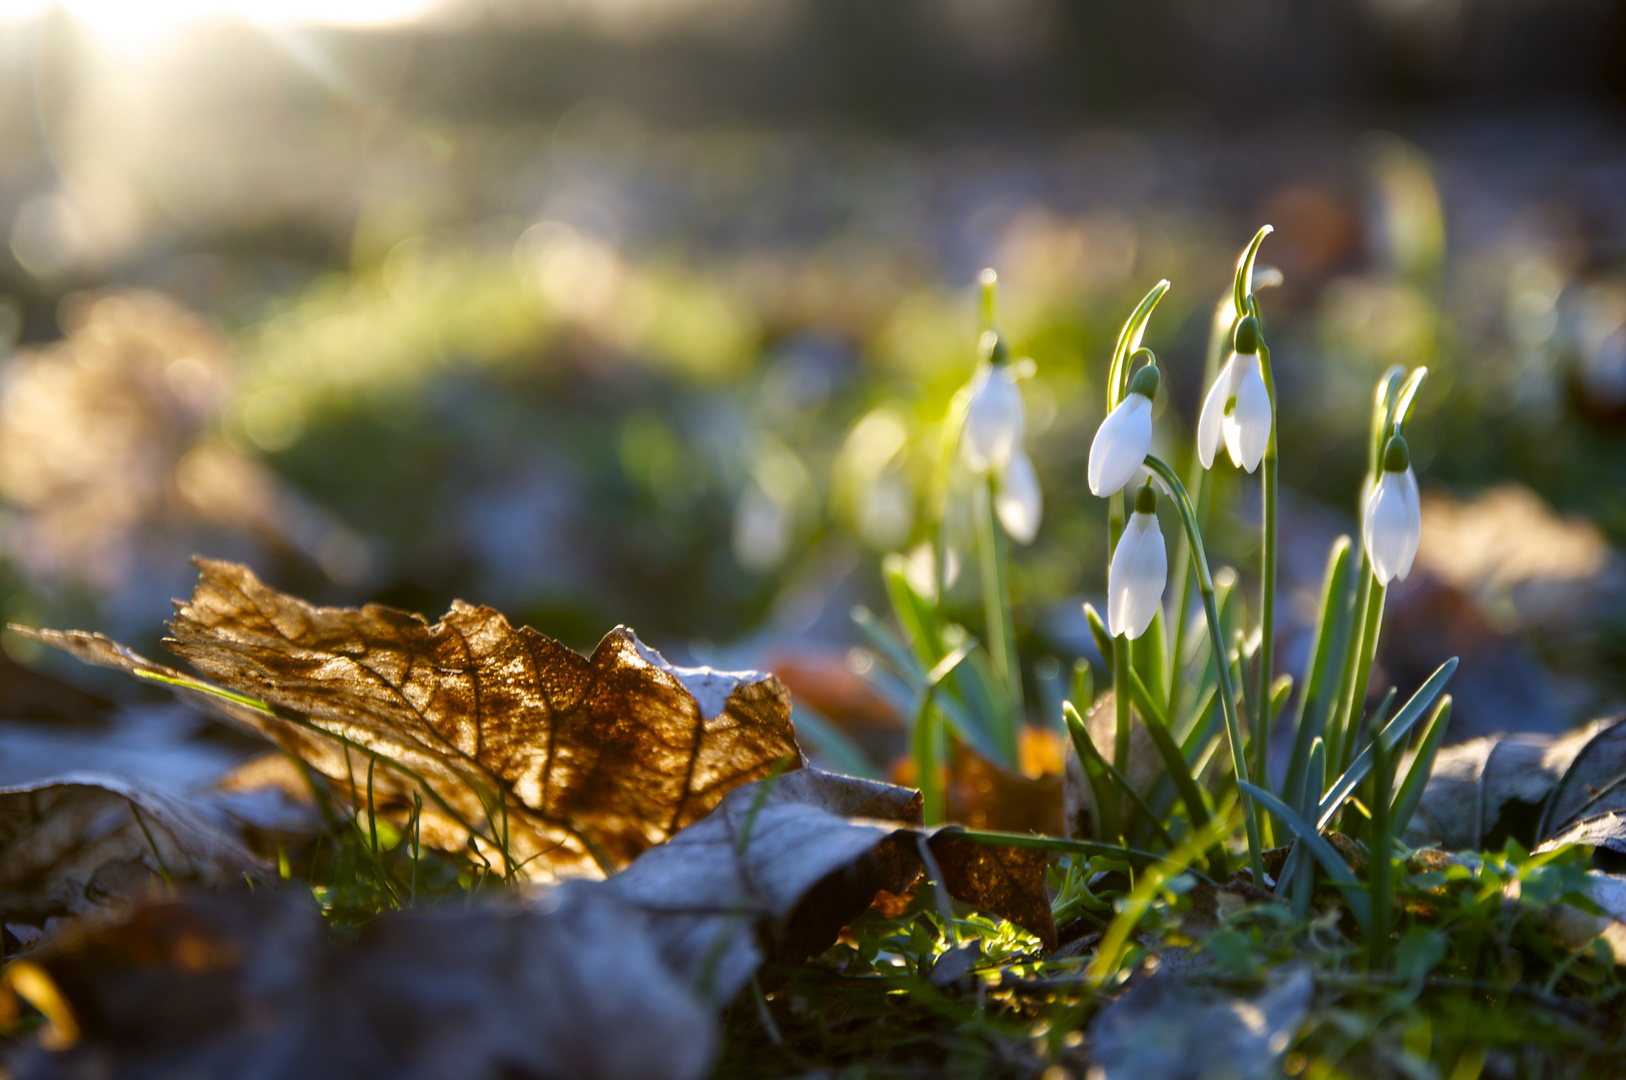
[1086,964,1314,1080]
[3,768,1060,1079]
[0,772,263,948]
[1062,691,1161,841]
[4,886,717,1080]
[615,767,1057,1001]
[17,558,804,882]
[1404,715,1623,851]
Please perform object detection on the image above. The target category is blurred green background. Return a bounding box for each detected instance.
[0,0,1623,754]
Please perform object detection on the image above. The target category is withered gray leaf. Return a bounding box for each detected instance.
[6,886,716,1080]
[18,558,803,881]
[616,768,1056,1004]
[1403,717,1617,851]
[0,772,262,941]
[1087,965,1314,1080]
[613,768,923,1004]
[1535,714,1626,842]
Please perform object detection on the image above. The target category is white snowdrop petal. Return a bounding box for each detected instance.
[995,449,1043,544]
[1088,395,1152,497]
[1396,466,1422,580]
[1363,474,1411,585]
[1196,366,1230,470]
[1108,512,1167,640]
[962,367,1025,474]
[1230,354,1273,473]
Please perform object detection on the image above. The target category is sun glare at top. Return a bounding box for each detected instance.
[0,0,438,51]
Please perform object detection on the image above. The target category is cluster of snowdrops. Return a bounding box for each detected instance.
[928,226,1430,888]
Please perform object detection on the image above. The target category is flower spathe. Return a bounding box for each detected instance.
[961,364,1025,475]
[1363,437,1421,586]
[1107,484,1168,640]
[1088,364,1160,498]
[994,448,1042,544]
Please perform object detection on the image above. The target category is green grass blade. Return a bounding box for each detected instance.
[1270,674,1294,729]
[1084,603,1115,675]
[912,691,946,826]
[1239,781,1371,932]
[791,704,880,780]
[1072,660,1094,713]
[1317,657,1459,830]
[851,605,927,688]
[1127,666,1169,729]
[1285,537,1355,810]
[1087,807,1238,987]
[1390,696,1451,839]
[1065,705,1177,850]
[1132,691,1225,876]
[881,553,941,667]
[1178,682,1219,750]
[933,825,1202,880]
[1064,703,1123,843]
[1290,738,1326,919]
[1368,728,1394,968]
[933,664,1008,765]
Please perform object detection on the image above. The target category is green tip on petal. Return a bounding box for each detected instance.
[1134,479,1157,515]
[1232,315,1260,355]
[1128,362,1161,400]
[1382,434,1410,472]
[979,330,1009,365]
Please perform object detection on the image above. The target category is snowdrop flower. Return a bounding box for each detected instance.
[994,448,1042,543]
[1197,315,1272,473]
[961,349,1024,474]
[1088,363,1160,497]
[1107,481,1168,640]
[1362,435,1421,585]
[959,334,1043,543]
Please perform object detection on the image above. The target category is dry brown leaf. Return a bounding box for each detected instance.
[0,656,114,727]
[0,772,263,946]
[926,832,1056,950]
[18,558,803,882]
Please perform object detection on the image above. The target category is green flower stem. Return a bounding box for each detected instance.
[912,688,945,826]
[1114,632,1132,775]
[1143,453,1265,886]
[1324,562,1366,782]
[1255,332,1280,836]
[1368,728,1394,969]
[1338,575,1388,775]
[974,474,1023,745]
[1169,295,1231,718]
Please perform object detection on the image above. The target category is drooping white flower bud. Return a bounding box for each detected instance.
[961,362,1024,474]
[994,448,1042,544]
[1197,316,1272,473]
[1362,435,1421,586]
[1107,481,1168,640]
[1088,363,1160,498]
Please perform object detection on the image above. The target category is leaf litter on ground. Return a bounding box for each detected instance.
[8,560,1626,1078]
[1,559,1073,1078]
